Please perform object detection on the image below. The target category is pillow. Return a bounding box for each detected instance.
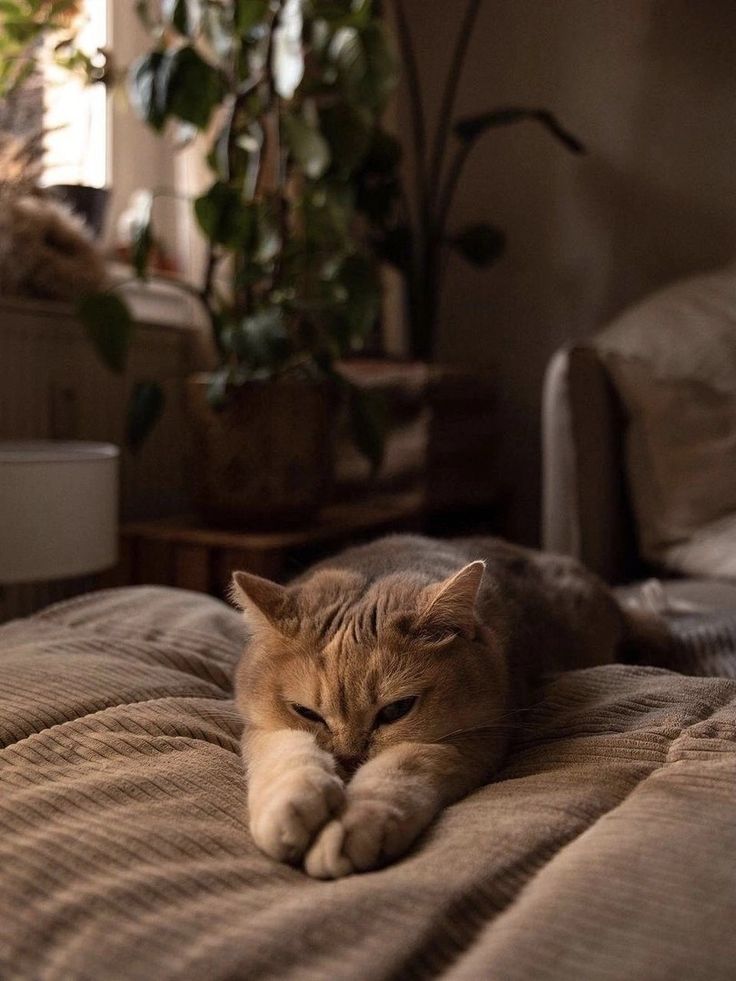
[594,264,736,575]
[663,512,736,579]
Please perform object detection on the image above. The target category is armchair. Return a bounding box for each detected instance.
[542,266,736,612]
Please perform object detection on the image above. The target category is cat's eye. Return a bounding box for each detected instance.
[290,703,326,726]
[374,696,418,728]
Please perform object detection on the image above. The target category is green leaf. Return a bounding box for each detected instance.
[3,19,40,44]
[272,0,305,98]
[222,308,291,371]
[207,368,231,409]
[77,293,134,375]
[302,182,353,250]
[162,0,202,36]
[160,45,227,130]
[209,119,262,187]
[129,51,168,131]
[451,223,506,267]
[243,308,292,368]
[235,0,269,35]
[348,384,386,474]
[319,102,372,175]
[283,111,331,179]
[194,182,255,249]
[351,0,372,21]
[311,1,364,26]
[453,108,585,153]
[126,381,165,452]
[359,22,397,107]
[330,26,365,90]
[331,22,397,110]
[336,253,379,342]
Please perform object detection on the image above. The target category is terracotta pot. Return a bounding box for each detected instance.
[186,374,334,528]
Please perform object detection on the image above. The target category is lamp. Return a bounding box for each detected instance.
[0,441,119,584]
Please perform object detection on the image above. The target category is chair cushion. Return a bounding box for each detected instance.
[594,264,736,576]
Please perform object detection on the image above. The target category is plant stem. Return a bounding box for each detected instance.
[435,140,472,269]
[201,245,221,352]
[392,0,432,360]
[427,0,481,213]
[391,0,428,228]
[421,138,474,350]
[413,0,481,360]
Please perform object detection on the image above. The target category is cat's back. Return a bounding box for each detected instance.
[298,534,473,587]
[453,535,624,670]
[302,534,624,672]
[305,532,606,604]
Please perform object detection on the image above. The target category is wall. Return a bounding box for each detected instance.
[398,0,736,543]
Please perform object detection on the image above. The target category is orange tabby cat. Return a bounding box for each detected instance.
[232,534,664,879]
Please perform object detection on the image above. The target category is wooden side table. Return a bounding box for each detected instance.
[113,491,424,598]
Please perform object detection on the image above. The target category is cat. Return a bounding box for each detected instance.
[232,534,667,879]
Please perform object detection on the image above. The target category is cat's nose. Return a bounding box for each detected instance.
[336,755,363,777]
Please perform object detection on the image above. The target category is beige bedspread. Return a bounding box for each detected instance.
[1,587,736,981]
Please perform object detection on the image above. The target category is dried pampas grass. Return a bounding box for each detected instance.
[0,194,107,301]
[0,131,107,302]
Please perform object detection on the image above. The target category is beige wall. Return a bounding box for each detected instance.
[399,0,736,543]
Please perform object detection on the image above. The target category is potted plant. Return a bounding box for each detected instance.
[115,0,398,526]
[385,0,584,359]
[371,0,585,519]
[328,1,585,516]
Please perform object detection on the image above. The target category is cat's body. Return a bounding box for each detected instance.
[233,534,664,879]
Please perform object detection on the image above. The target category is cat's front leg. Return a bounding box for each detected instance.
[245,728,345,865]
[305,742,479,879]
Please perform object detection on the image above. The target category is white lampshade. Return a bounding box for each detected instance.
[0,441,119,584]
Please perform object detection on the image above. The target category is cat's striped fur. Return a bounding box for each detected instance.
[232,535,666,878]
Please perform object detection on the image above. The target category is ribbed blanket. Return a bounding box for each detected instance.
[1,586,736,980]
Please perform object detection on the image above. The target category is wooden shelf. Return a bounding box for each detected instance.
[114,491,425,595]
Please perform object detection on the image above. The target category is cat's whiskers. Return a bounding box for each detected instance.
[435,722,509,743]
[435,704,541,744]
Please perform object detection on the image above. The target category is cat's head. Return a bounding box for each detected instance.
[231,561,509,777]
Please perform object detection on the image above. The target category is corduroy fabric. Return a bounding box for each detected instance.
[1,587,736,980]
[667,611,736,678]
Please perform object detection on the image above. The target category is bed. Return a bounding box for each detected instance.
[2,584,736,980]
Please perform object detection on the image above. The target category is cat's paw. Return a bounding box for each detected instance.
[249,768,345,865]
[304,797,421,879]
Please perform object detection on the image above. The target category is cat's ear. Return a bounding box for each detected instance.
[417,560,485,641]
[230,570,292,627]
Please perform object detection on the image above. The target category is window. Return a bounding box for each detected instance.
[2,1,196,275]
[41,0,107,189]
